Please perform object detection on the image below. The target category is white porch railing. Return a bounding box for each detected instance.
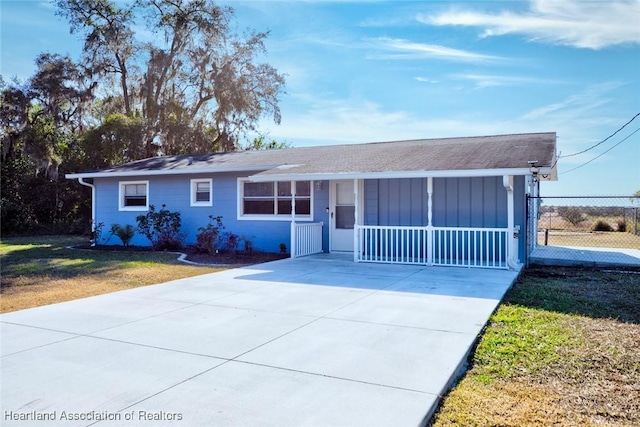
[432,227,508,268]
[358,225,429,265]
[356,225,510,269]
[291,222,324,258]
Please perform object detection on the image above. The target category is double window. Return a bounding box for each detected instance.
[240,180,312,220]
[190,179,212,207]
[119,181,149,211]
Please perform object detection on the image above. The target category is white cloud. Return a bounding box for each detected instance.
[415,77,438,84]
[420,0,640,49]
[256,95,513,147]
[521,81,624,120]
[367,37,504,63]
[453,73,563,89]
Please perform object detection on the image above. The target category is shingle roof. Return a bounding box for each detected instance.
[67,132,557,179]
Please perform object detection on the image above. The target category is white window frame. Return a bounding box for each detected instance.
[119,180,149,211]
[237,178,314,221]
[190,178,213,207]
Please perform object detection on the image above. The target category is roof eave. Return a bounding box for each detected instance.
[246,167,558,182]
[65,164,280,179]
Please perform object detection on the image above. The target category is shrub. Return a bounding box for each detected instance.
[243,237,254,254]
[194,215,225,255]
[193,216,248,255]
[109,224,135,246]
[592,219,614,232]
[616,219,626,232]
[136,205,184,250]
[92,221,105,245]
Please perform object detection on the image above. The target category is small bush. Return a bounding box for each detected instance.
[110,224,135,246]
[243,237,254,254]
[193,216,247,255]
[92,221,105,245]
[136,204,184,250]
[592,219,614,232]
[194,215,225,255]
[616,219,626,232]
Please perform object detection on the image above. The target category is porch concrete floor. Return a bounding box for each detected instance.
[1,254,520,427]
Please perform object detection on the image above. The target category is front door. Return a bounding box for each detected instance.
[330,180,355,252]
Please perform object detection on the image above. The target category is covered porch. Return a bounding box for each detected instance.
[287,174,526,270]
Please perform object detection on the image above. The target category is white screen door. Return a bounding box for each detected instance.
[330,181,355,252]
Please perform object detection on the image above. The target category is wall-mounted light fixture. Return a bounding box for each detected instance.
[315,181,323,190]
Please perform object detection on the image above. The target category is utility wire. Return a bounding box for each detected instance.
[562,112,640,158]
[560,126,640,175]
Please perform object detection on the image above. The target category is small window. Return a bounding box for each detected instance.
[119,181,149,211]
[191,179,213,207]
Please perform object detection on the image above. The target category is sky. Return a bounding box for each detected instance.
[1,0,639,198]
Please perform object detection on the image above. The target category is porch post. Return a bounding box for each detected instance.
[290,181,296,258]
[426,177,433,266]
[503,175,516,269]
[353,179,359,262]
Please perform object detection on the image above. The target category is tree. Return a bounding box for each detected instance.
[55,0,136,116]
[557,206,586,226]
[0,55,92,234]
[56,0,286,155]
[242,135,291,151]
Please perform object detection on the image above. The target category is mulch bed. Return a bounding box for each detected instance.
[73,244,289,266]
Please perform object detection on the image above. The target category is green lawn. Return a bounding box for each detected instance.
[432,266,640,426]
[0,236,222,313]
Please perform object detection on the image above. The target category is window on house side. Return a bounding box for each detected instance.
[119,181,149,211]
[191,179,213,207]
[240,180,312,218]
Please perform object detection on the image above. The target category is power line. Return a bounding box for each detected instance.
[560,126,640,175]
[562,112,640,158]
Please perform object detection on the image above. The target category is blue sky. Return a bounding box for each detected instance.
[1,0,639,197]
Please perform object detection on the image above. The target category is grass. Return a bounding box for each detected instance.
[431,266,640,426]
[0,236,223,313]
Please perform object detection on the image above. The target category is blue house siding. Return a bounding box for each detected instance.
[93,173,524,260]
[363,176,527,261]
[364,178,427,226]
[433,177,507,228]
[94,173,330,254]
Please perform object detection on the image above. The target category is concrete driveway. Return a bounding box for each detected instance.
[1,254,519,427]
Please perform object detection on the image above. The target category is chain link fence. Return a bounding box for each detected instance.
[527,196,640,267]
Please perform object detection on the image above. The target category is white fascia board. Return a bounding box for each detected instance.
[65,164,280,180]
[246,167,548,182]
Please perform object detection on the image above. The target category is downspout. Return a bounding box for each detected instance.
[427,177,433,266]
[290,180,297,258]
[353,179,360,263]
[502,175,518,269]
[78,178,96,246]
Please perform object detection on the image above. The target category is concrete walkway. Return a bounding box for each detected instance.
[530,245,640,268]
[1,254,519,427]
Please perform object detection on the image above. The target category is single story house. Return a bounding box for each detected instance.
[66,132,557,269]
